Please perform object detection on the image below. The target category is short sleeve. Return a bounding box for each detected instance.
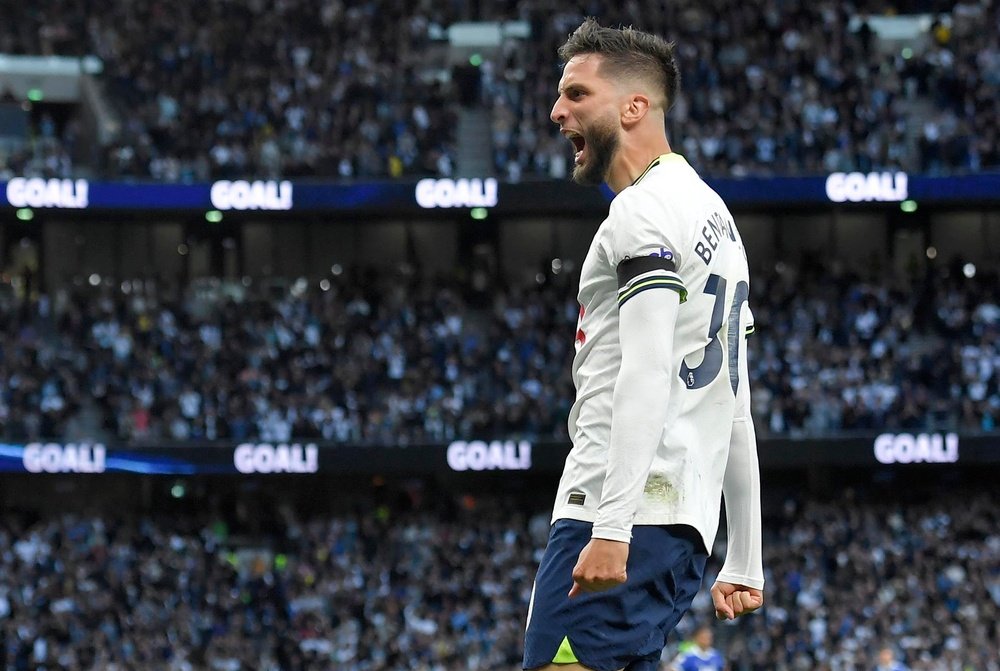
[604,189,689,308]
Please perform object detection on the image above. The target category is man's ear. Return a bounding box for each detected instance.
[621,94,651,127]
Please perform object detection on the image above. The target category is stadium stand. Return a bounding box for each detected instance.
[0,483,995,670]
[0,0,997,179]
[0,260,996,443]
[1,1,458,180]
[487,0,1000,179]
[0,3,997,671]
[704,486,999,670]
[749,259,999,436]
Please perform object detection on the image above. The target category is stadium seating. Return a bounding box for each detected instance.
[0,1,997,180]
[488,1,1000,179]
[1,0,457,181]
[0,485,994,669]
[0,5,997,670]
[0,261,996,443]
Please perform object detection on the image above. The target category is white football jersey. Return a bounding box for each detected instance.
[552,153,755,553]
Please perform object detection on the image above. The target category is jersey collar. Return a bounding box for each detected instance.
[632,152,686,186]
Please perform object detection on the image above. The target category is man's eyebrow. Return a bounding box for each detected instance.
[558,83,586,95]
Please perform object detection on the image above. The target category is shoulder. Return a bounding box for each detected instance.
[612,156,714,229]
[608,183,662,224]
[639,154,706,197]
[606,180,685,239]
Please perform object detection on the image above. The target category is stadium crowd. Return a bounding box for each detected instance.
[749,259,1000,435]
[1,0,459,181]
[716,487,1000,670]
[0,0,998,180]
[0,268,576,445]
[0,91,77,181]
[0,485,996,670]
[487,0,1000,179]
[0,259,997,444]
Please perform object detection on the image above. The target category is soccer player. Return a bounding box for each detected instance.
[875,647,909,671]
[669,626,725,671]
[523,19,764,671]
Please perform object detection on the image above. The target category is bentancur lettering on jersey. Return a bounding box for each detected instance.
[694,211,740,266]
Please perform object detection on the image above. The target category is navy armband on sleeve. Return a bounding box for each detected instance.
[616,256,687,308]
[616,255,676,288]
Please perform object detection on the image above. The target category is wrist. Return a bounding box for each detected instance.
[590,525,632,544]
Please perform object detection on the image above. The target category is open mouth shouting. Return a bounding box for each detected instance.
[560,117,617,186]
[563,129,587,165]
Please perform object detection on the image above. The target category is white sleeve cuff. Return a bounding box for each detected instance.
[716,570,765,591]
[590,525,633,544]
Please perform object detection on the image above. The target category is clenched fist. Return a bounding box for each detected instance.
[568,538,630,598]
[710,581,763,620]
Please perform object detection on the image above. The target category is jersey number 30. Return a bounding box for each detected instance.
[680,273,748,394]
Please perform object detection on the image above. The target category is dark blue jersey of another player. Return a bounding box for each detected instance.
[674,646,724,671]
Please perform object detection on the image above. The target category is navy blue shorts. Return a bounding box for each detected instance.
[523,519,708,671]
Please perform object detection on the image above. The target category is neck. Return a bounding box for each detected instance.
[606,135,672,193]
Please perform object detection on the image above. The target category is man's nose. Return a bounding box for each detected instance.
[550,97,566,124]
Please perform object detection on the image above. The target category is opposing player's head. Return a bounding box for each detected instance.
[550,18,680,187]
[877,647,896,666]
[693,625,713,651]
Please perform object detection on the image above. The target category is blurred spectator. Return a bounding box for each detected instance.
[877,646,911,671]
[1,1,459,181]
[0,258,996,443]
[0,485,995,669]
[750,260,1000,436]
[486,0,1000,179]
[692,488,1000,670]
[1,0,998,180]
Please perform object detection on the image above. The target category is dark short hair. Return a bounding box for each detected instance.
[558,18,680,111]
